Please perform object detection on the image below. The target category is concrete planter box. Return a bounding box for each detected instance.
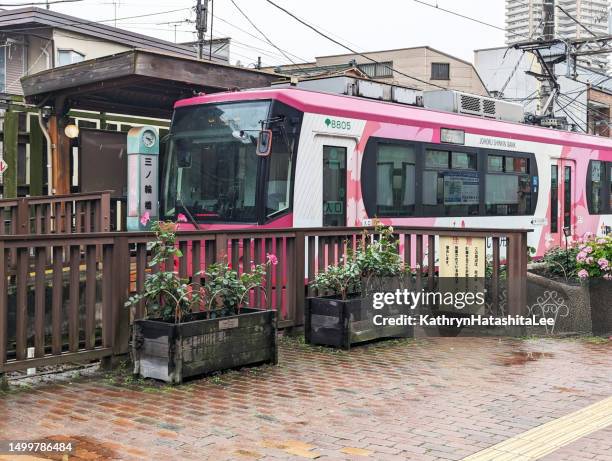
[526,271,612,335]
[133,308,277,384]
[588,279,612,335]
[305,278,413,349]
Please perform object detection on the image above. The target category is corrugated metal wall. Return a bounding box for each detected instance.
[5,39,25,95]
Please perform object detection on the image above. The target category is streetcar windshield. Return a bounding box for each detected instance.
[163,101,271,222]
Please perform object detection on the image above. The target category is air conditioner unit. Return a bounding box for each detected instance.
[422,90,524,123]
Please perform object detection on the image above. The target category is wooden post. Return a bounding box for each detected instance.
[16,198,29,234]
[48,97,71,195]
[507,232,528,316]
[215,233,228,262]
[28,114,45,196]
[112,235,130,358]
[100,191,111,232]
[293,231,306,328]
[0,241,6,377]
[2,110,19,198]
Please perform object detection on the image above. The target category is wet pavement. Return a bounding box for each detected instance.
[0,336,611,460]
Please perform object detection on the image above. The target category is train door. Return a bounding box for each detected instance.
[549,159,576,246]
[323,145,347,226]
[293,134,357,227]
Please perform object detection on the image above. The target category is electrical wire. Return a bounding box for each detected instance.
[263,0,448,90]
[0,0,83,5]
[0,7,192,34]
[412,0,531,42]
[228,0,309,70]
[557,103,588,133]
[558,92,611,122]
[212,15,307,63]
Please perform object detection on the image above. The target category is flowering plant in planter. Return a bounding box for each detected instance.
[575,234,612,280]
[125,220,277,322]
[202,254,277,317]
[310,222,406,299]
[128,220,279,383]
[307,222,413,349]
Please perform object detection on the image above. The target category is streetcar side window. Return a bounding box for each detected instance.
[609,164,612,212]
[587,160,612,215]
[422,149,479,217]
[376,144,416,216]
[360,137,537,218]
[485,154,532,216]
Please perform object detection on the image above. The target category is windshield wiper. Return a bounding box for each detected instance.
[177,197,201,230]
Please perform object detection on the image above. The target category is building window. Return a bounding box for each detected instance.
[357,61,393,78]
[422,149,479,216]
[57,49,85,66]
[485,154,532,216]
[431,62,450,80]
[376,143,416,216]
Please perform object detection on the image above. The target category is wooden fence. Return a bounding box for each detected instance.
[0,191,112,235]
[0,226,529,375]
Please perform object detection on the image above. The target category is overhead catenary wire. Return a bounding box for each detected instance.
[228,0,311,70]
[263,0,448,90]
[412,0,531,42]
[212,14,307,64]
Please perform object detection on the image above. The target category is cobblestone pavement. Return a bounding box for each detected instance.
[0,336,611,461]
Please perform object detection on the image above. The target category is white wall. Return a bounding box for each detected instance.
[53,29,129,64]
[474,47,540,114]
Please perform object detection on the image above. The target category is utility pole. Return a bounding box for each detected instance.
[196,0,209,60]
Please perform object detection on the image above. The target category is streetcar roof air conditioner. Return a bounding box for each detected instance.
[422,90,524,123]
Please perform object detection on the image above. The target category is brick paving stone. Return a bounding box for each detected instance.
[0,337,611,460]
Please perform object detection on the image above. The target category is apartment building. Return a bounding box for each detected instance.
[271,46,489,96]
[506,0,609,44]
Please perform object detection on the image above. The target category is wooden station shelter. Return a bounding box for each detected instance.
[13,48,278,198]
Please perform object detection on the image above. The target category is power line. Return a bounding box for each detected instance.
[412,0,530,41]
[0,6,192,34]
[556,100,588,132]
[0,0,82,5]
[558,92,610,122]
[212,14,307,63]
[229,0,305,68]
[263,0,448,90]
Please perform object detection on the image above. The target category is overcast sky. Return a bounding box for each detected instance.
[14,0,506,66]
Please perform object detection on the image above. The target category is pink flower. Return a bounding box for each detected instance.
[584,246,593,254]
[576,252,587,262]
[586,257,594,265]
[577,269,589,279]
[266,253,278,266]
[177,213,188,223]
[140,211,150,226]
[598,258,609,269]
[604,273,612,280]
[597,238,607,244]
